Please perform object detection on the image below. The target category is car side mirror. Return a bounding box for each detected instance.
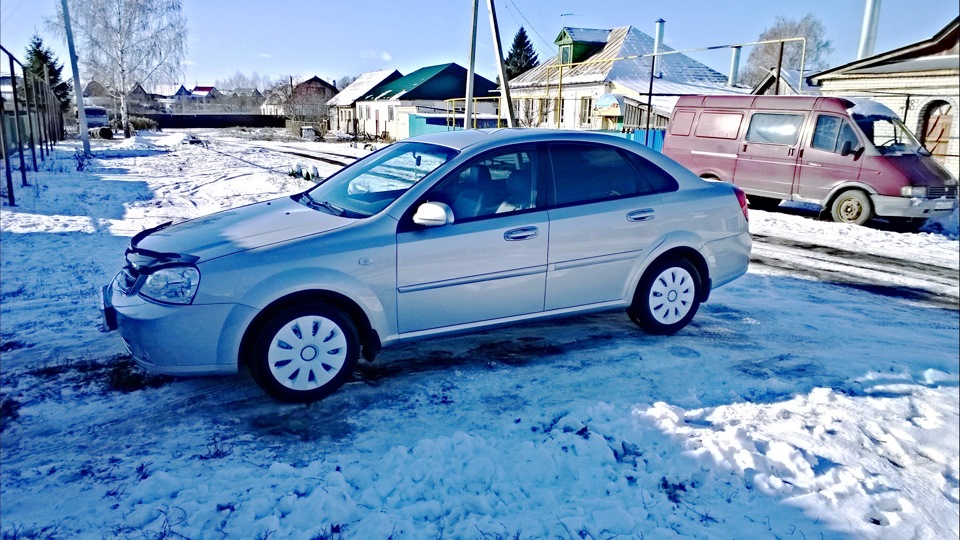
[840,140,853,156]
[413,202,454,227]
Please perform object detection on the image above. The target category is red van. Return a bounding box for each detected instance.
[662,95,958,226]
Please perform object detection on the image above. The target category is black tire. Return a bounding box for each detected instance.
[249,303,359,403]
[830,190,873,225]
[748,196,781,211]
[628,259,702,335]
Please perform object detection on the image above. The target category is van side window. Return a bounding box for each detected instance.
[694,112,742,139]
[671,111,696,136]
[812,115,861,153]
[745,113,804,145]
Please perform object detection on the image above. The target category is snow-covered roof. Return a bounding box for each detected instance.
[149,84,191,97]
[327,70,402,107]
[511,26,748,106]
[560,27,611,44]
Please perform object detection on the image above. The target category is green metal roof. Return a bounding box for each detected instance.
[359,63,497,101]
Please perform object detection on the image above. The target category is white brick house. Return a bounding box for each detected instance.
[809,18,959,178]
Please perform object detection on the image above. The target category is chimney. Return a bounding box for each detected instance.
[857,0,881,59]
[728,46,742,86]
[653,18,665,78]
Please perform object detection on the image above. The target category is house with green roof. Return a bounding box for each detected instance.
[355,63,498,140]
[509,25,747,132]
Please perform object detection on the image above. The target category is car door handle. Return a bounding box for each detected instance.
[805,162,822,167]
[627,209,655,222]
[503,226,539,241]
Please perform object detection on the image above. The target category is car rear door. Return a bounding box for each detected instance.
[544,142,674,310]
[395,146,548,333]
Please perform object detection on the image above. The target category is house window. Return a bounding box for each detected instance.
[365,105,371,120]
[580,97,593,125]
[560,45,572,66]
[388,105,395,121]
[553,98,564,125]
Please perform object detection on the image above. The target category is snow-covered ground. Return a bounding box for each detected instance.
[1,130,957,539]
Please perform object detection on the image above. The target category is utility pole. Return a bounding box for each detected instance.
[61,0,90,156]
[486,0,516,127]
[464,0,479,129]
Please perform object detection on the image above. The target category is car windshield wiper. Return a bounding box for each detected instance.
[301,193,345,216]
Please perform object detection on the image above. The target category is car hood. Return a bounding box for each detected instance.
[132,195,355,262]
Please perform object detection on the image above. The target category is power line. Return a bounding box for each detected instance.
[502,0,555,58]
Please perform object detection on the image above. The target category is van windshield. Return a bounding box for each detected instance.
[299,142,458,218]
[852,114,925,157]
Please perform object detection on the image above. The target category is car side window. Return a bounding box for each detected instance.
[812,115,863,154]
[425,147,538,222]
[549,143,659,206]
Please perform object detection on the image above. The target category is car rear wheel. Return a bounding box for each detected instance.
[830,190,872,225]
[250,304,359,402]
[628,259,701,335]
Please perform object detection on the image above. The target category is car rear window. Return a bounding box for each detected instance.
[548,143,676,206]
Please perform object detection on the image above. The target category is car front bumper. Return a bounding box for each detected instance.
[101,280,254,376]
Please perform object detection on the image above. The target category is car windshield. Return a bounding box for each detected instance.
[852,113,925,156]
[298,142,458,217]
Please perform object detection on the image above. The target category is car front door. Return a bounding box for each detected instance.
[544,142,673,310]
[396,146,547,333]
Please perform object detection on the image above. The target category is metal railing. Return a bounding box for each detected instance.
[1,44,67,207]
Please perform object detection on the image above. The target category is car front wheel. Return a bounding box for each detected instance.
[628,259,701,335]
[250,304,359,402]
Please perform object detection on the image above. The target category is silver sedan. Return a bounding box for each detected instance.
[102,128,751,402]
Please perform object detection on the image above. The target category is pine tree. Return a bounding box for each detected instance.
[23,34,72,112]
[505,27,539,80]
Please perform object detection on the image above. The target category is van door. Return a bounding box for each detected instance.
[734,112,805,198]
[796,114,863,201]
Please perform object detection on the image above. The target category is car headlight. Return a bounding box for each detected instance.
[901,186,927,198]
[139,266,200,304]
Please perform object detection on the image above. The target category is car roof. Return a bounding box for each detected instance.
[404,128,637,153]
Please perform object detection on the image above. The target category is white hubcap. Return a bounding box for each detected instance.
[268,315,347,391]
[648,267,696,325]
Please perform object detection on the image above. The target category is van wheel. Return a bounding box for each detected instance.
[830,190,872,225]
[249,304,359,402]
[628,259,701,335]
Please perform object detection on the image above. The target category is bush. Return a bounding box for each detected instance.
[128,116,159,131]
[111,116,160,132]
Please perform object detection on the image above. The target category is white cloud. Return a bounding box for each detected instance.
[361,50,392,62]
[256,53,273,59]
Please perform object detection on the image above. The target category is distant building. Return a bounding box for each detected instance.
[191,85,221,101]
[508,25,748,132]
[355,63,498,140]
[327,70,404,134]
[809,17,959,176]
[262,76,338,125]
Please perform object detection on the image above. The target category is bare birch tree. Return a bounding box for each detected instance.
[740,14,833,88]
[51,0,187,137]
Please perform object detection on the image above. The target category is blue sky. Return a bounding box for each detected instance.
[2,0,957,86]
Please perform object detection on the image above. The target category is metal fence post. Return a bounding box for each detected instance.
[7,54,29,186]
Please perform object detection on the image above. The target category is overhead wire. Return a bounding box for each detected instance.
[500,0,556,59]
